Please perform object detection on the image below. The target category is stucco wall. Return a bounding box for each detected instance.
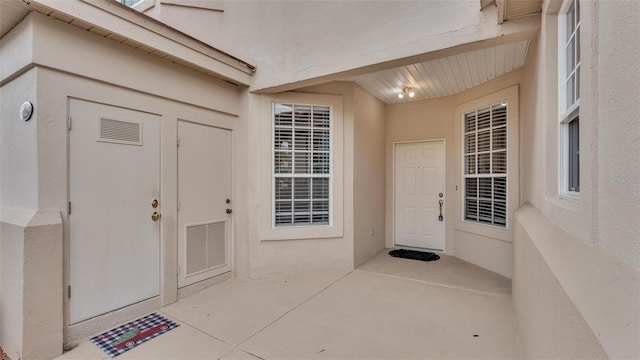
[144,0,537,91]
[353,85,386,267]
[513,206,607,359]
[1,12,246,350]
[385,94,455,251]
[513,0,640,358]
[596,0,640,267]
[238,82,355,279]
[385,70,523,278]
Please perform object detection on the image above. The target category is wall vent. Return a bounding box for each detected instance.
[185,221,226,276]
[98,118,142,145]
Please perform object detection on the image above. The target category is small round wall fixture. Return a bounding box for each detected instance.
[20,101,33,121]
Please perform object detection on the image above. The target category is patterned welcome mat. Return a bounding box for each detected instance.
[90,313,179,358]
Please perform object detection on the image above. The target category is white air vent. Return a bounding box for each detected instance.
[185,221,226,276]
[98,118,142,145]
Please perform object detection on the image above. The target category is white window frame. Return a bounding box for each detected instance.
[260,93,344,241]
[462,102,509,229]
[454,85,518,242]
[272,103,333,228]
[558,0,581,199]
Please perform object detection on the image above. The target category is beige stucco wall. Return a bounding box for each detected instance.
[144,0,538,91]
[385,70,523,278]
[1,12,246,352]
[513,206,607,359]
[353,86,386,267]
[235,80,384,278]
[513,0,640,358]
[235,82,355,279]
[521,0,640,267]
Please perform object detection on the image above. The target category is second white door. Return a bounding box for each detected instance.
[178,120,232,288]
[394,141,445,251]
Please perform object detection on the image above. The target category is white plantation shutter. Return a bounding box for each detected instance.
[274,103,331,227]
[463,103,508,227]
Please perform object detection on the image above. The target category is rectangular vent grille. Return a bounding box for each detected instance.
[185,221,226,276]
[98,118,142,145]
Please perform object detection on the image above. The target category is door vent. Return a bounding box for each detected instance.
[185,221,226,276]
[98,118,142,145]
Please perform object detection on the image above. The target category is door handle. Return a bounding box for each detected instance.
[438,200,444,221]
[226,209,232,214]
[151,212,161,221]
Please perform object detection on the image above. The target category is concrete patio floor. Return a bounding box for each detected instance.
[57,250,519,359]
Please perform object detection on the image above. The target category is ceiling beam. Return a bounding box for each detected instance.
[496,0,506,24]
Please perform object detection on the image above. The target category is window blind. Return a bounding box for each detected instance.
[463,103,507,227]
[274,103,331,227]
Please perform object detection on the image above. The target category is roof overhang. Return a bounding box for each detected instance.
[1,0,255,86]
[481,0,543,24]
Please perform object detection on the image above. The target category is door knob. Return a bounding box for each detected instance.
[151,199,159,208]
[151,212,161,221]
[226,209,232,214]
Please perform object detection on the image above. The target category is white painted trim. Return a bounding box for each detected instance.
[392,139,447,252]
[32,0,254,84]
[133,0,155,12]
[260,93,344,241]
[460,102,509,229]
[557,0,581,198]
[453,85,519,242]
[271,102,333,229]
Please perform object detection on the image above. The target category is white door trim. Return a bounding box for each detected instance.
[392,139,446,252]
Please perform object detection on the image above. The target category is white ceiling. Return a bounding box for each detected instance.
[346,40,529,104]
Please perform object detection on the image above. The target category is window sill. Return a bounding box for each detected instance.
[260,224,343,241]
[558,192,580,202]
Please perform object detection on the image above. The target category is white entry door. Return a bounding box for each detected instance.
[69,99,161,324]
[394,141,445,251]
[178,120,232,288]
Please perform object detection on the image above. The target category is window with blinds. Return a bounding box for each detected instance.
[463,102,507,227]
[273,103,331,227]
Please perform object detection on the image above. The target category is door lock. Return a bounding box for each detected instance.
[151,199,159,208]
[226,199,231,204]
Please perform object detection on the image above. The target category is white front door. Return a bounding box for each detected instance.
[178,120,232,288]
[69,99,161,324]
[394,141,445,251]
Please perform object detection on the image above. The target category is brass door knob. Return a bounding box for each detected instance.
[151,199,159,208]
[151,212,161,221]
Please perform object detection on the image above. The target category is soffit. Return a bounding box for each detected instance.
[0,0,31,37]
[505,0,543,20]
[481,0,543,23]
[346,40,529,104]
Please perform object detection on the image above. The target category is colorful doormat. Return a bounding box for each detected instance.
[90,313,179,358]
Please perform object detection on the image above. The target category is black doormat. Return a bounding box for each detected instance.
[389,249,440,262]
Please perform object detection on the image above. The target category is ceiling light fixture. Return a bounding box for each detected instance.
[398,86,415,99]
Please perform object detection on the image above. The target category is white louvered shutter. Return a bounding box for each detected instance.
[274,103,331,227]
[463,103,507,227]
